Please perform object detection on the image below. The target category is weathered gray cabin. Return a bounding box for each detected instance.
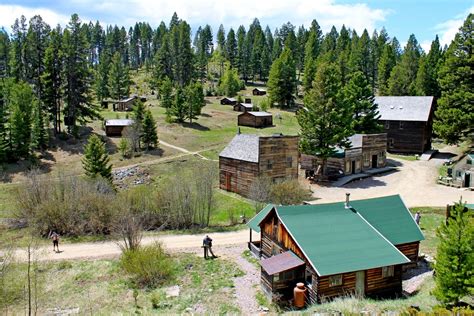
[253,88,267,96]
[221,97,237,105]
[219,134,299,197]
[238,111,273,128]
[375,96,435,154]
[113,96,137,111]
[448,153,473,188]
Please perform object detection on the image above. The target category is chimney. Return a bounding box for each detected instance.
[345,193,351,209]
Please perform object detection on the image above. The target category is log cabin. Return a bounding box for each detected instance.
[238,111,273,128]
[253,88,267,96]
[233,102,255,112]
[448,153,473,188]
[221,97,237,105]
[113,96,137,111]
[247,194,424,304]
[104,119,134,136]
[219,134,299,197]
[375,96,435,154]
[300,133,387,179]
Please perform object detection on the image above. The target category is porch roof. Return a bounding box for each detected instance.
[247,204,274,233]
[260,251,305,275]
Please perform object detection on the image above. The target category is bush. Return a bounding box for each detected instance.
[120,242,175,288]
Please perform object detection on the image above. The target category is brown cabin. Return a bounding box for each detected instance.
[375,96,435,154]
[219,134,299,198]
[238,111,273,128]
[104,119,134,136]
[234,102,255,112]
[253,88,267,96]
[113,96,137,111]
[301,133,387,179]
[221,97,237,105]
[247,195,424,304]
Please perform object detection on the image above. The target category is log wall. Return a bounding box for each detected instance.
[365,266,402,297]
[258,136,299,181]
[219,157,259,197]
[381,120,431,154]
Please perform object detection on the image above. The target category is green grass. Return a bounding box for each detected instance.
[411,207,445,257]
[242,250,260,269]
[6,253,243,314]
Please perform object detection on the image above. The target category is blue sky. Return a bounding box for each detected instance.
[0,0,472,52]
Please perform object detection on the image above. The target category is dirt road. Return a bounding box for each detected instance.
[310,157,473,207]
[11,230,249,262]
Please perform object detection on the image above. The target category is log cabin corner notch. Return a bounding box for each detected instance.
[247,195,424,304]
[219,134,299,198]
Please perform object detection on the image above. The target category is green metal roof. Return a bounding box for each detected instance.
[247,204,274,233]
[277,203,410,276]
[466,204,474,210]
[351,195,424,245]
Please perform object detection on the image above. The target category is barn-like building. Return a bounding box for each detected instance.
[247,195,424,304]
[219,134,299,197]
[375,96,435,154]
[253,88,267,96]
[238,111,273,128]
[104,119,134,136]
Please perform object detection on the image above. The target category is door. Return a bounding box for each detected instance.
[465,173,471,187]
[351,160,356,174]
[355,271,365,297]
[225,172,232,191]
[372,155,378,168]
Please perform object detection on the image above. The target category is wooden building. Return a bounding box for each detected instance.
[300,133,387,179]
[233,102,255,112]
[448,153,473,188]
[219,134,299,197]
[375,96,435,154]
[247,195,424,304]
[238,111,273,128]
[221,97,237,105]
[113,96,137,111]
[253,88,267,96]
[104,119,134,136]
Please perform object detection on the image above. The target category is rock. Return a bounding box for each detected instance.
[260,306,269,312]
[164,285,180,298]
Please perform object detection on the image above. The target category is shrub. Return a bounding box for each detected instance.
[120,242,175,288]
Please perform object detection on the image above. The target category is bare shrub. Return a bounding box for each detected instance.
[270,179,312,205]
[249,177,272,212]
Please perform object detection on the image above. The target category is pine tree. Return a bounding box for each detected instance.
[132,100,145,125]
[63,14,100,136]
[31,101,48,150]
[0,80,11,163]
[433,200,474,305]
[141,110,158,150]
[219,63,240,97]
[217,24,226,53]
[159,77,173,108]
[415,36,442,97]
[267,48,296,108]
[226,28,237,68]
[82,134,113,182]
[434,14,473,144]
[95,53,110,102]
[297,62,352,175]
[108,52,130,100]
[169,86,186,122]
[343,71,381,133]
[377,45,396,95]
[185,82,205,123]
[237,26,249,82]
[9,82,34,159]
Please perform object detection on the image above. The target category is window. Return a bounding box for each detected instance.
[273,274,280,282]
[286,156,293,168]
[364,154,370,166]
[468,159,472,165]
[388,138,394,148]
[329,274,343,287]
[274,270,295,282]
[384,121,390,129]
[399,121,404,130]
[345,160,351,173]
[267,160,273,170]
[378,151,385,164]
[382,266,394,278]
[305,269,313,286]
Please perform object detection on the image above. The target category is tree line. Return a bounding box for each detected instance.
[0,13,471,165]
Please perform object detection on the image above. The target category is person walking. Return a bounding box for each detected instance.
[205,235,217,259]
[50,231,60,253]
[202,235,209,259]
[414,211,421,225]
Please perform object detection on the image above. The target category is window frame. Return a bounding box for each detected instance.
[329,274,343,287]
[286,156,293,168]
[267,159,273,170]
[399,121,404,130]
[382,266,394,278]
[384,121,390,129]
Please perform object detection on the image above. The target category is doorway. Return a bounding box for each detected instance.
[355,271,365,297]
[465,173,471,187]
[372,155,378,168]
[351,160,356,174]
[225,172,232,191]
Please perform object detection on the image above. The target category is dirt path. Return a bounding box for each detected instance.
[310,157,473,207]
[159,140,218,161]
[10,229,249,262]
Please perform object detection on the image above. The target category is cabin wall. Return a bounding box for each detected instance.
[381,120,429,154]
[258,136,299,181]
[396,242,420,269]
[365,265,402,297]
[105,126,126,136]
[315,272,357,302]
[219,157,259,197]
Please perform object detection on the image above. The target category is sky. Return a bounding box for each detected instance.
[0,0,472,52]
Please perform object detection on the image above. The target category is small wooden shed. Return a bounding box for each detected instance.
[233,103,255,112]
[221,97,237,105]
[104,119,134,136]
[449,153,473,188]
[238,111,273,128]
[253,88,267,96]
[113,96,137,111]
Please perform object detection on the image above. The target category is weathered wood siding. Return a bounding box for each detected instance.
[237,113,273,128]
[258,136,299,181]
[315,272,357,302]
[219,157,259,197]
[105,126,126,137]
[365,266,402,297]
[381,120,431,154]
[396,242,419,263]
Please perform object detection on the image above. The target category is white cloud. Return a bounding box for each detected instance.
[0,5,71,32]
[433,6,473,48]
[0,0,388,35]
